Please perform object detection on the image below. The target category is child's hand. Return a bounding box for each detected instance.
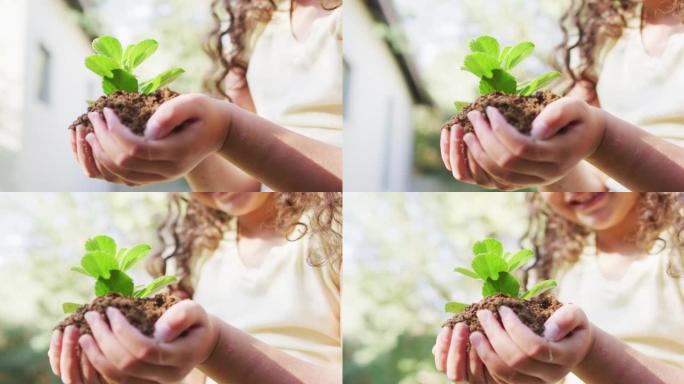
[433,323,493,383]
[471,303,594,383]
[48,300,219,384]
[75,94,232,186]
[441,97,606,190]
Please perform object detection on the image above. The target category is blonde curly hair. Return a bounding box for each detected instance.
[521,193,684,285]
[147,192,342,297]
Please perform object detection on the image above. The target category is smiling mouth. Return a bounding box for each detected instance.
[567,192,608,212]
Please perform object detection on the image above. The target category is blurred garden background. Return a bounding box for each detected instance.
[343,192,528,383]
[0,0,212,191]
[345,0,571,191]
[0,193,168,383]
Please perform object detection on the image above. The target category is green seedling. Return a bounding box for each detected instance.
[453,35,560,113]
[85,35,184,96]
[444,238,557,314]
[62,235,177,314]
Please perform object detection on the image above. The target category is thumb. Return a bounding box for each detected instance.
[145,94,203,140]
[153,299,206,343]
[531,97,588,140]
[543,303,588,342]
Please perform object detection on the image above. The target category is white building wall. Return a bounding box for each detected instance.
[344,0,414,192]
[13,0,109,191]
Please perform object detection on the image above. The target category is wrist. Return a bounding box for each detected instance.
[587,107,609,161]
[575,323,599,372]
[201,315,222,366]
[216,100,236,155]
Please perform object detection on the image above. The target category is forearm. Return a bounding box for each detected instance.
[199,316,341,384]
[540,161,607,192]
[574,325,682,384]
[587,111,684,191]
[186,154,261,192]
[217,104,342,192]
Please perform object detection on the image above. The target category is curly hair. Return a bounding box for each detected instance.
[203,0,343,100]
[556,0,684,96]
[521,193,684,285]
[147,192,342,297]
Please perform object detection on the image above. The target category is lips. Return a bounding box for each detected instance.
[566,192,608,212]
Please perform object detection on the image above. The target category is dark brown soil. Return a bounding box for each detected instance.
[56,292,179,336]
[69,88,179,135]
[443,293,562,336]
[442,91,560,134]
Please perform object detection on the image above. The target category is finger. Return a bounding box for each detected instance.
[441,128,452,171]
[470,332,544,384]
[70,129,78,159]
[434,327,453,372]
[146,94,204,140]
[86,134,166,184]
[103,108,166,161]
[445,323,468,381]
[80,351,102,384]
[49,330,63,376]
[464,133,544,187]
[486,107,551,162]
[467,344,486,384]
[498,306,556,364]
[76,126,102,179]
[450,125,474,183]
[79,335,159,384]
[543,303,588,342]
[465,144,495,188]
[154,300,207,343]
[531,98,587,140]
[106,307,170,365]
[60,325,83,384]
[478,310,558,379]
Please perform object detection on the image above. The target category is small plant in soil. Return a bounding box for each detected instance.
[69,36,185,135]
[443,238,561,336]
[57,235,179,336]
[442,35,561,134]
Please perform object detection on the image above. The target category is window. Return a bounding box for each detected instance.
[36,44,51,104]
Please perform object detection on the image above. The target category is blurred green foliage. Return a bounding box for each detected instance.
[343,192,528,383]
[0,193,168,382]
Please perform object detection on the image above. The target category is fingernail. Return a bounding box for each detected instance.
[106,307,119,323]
[145,121,161,140]
[85,133,95,145]
[463,133,474,145]
[84,311,98,323]
[531,119,548,139]
[78,335,90,349]
[153,323,171,342]
[499,305,514,320]
[485,106,496,117]
[470,332,484,349]
[544,321,561,342]
[65,325,75,333]
[467,110,480,121]
[476,310,491,324]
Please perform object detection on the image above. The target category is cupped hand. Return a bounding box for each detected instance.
[72,93,232,186]
[48,300,219,384]
[433,324,493,383]
[440,97,606,190]
[470,303,594,384]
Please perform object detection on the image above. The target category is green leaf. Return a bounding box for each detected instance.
[81,250,118,279]
[518,71,560,96]
[92,36,123,64]
[507,249,534,273]
[472,253,508,281]
[469,35,500,58]
[95,270,134,297]
[454,267,480,279]
[123,39,158,70]
[472,238,503,258]
[85,235,117,257]
[63,303,82,314]
[482,272,520,297]
[85,55,119,78]
[136,275,177,298]
[479,69,517,95]
[140,67,185,94]
[454,101,470,114]
[70,266,93,277]
[462,52,500,79]
[521,280,557,299]
[499,46,511,65]
[120,244,152,271]
[116,247,127,262]
[102,69,139,95]
[503,41,535,70]
[445,301,468,314]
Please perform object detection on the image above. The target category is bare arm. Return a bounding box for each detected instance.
[574,325,682,384]
[186,69,262,192]
[199,316,341,384]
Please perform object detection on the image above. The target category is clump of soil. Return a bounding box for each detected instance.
[68,88,179,135]
[442,91,560,135]
[443,293,562,336]
[56,292,179,336]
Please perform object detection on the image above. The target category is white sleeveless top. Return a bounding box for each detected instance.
[554,236,684,383]
[190,219,341,383]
